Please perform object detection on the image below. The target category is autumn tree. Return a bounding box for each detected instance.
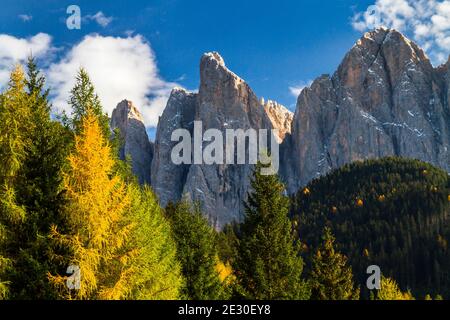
[292,157,450,297]
[0,65,31,299]
[309,227,360,300]
[234,163,310,300]
[373,276,414,300]
[49,107,183,299]
[48,110,132,299]
[66,68,135,181]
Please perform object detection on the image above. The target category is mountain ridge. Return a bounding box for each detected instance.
[111,28,450,228]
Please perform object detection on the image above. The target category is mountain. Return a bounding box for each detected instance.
[110,99,153,184]
[291,157,450,298]
[151,52,291,228]
[281,28,450,194]
[114,28,449,229]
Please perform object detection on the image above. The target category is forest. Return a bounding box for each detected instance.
[0,59,448,300]
[291,157,450,298]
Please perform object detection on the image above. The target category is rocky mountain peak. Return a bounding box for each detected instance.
[261,98,293,142]
[338,28,433,93]
[282,28,449,194]
[111,100,153,185]
[201,51,226,67]
[153,51,278,228]
[199,51,246,106]
[112,99,145,124]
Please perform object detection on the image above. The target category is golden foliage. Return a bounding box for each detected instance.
[216,260,233,283]
[0,65,32,298]
[363,248,370,258]
[49,111,131,299]
[376,276,414,300]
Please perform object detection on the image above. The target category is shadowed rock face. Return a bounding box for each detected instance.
[151,87,197,208]
[281,28,450,194]
[151,52,289,229]
[111,100,153,185]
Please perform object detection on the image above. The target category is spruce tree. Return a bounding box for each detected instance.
[234,163,310,300]
[68,68,110,138]
[7,57,72,299]
[166,201,226,300]
[309,227,360,300]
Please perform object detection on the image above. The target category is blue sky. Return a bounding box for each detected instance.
[0,0,448,133]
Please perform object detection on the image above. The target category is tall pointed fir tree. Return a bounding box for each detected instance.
[309,227,360,300]
[6,57,72,299]
[166,201,227,300]
[234,163,310,300]
[67,68,110,138]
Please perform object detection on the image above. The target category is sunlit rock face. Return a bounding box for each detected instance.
[111,99,153,185]
[281,28,450,194]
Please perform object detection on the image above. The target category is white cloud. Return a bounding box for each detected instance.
[85,11,113,27]
[47,34,176,127]
[18,14,32,22]
[0,33,52,89]
[352,0,450,65]
[289,80,312,97]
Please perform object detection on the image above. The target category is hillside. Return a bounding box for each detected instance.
[291,157,450,297]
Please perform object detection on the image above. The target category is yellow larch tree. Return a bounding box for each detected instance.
[0,65,32,299]
[49,108,183,300]
[375,276,415,300]
[49,110,132,299]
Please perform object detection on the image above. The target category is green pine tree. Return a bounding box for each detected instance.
[67,68,110,138]
[309,227,360,300]
[6,57,72,299]
[234,163,310,300]
[103,185,183,299]
[166,201,226,300]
